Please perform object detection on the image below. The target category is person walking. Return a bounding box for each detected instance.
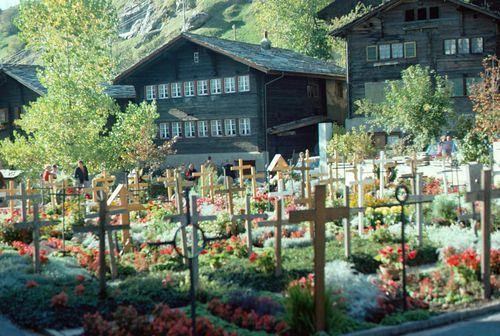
[74,160,89,188]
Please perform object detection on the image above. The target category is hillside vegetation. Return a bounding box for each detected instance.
[0,0,262,72]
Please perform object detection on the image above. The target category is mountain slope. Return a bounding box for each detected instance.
[0,0,262,72]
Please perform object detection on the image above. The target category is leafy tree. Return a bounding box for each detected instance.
[0,0,170,175]
[326,125,375,162]
[255,0,332,60]
[326,3,371,67]
[468,55,499,142]
[356,65,454,151]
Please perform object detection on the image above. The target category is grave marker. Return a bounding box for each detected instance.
[243,166,265,197]
[260,198,288,276]
[289,184,350,332]
[231,195,268,253]
[231,159,252,196]
[215,176,245,215]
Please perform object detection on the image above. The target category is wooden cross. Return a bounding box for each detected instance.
[288,184,350,332]
[259,198,289,276]
[92,170,116,201]
[127,171,149,204]
[215,176,245,215]
[72,197,128,298]
[0,180,17,213]
[465,169,500,299]
[327,150,343,194]
[231,159,252,196]
[293,151,312,200]
[192,165,216,198]
[231,195,268,253]
[243,166,265,197]
[157,169,176,200]
[316,166,339,201]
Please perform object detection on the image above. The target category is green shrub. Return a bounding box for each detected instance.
[431,194,458,225]
[459,131,491,165]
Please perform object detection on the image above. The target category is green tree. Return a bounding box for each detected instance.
[0,0,167,175]
[326,125,375,162]
[255,0,332,60]
[356,65,454,151]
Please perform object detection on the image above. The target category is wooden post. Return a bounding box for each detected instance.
[8,180,15,213]
[98,199,107,299]
[480,169,491,299]
[215,176,245,215]
[416,173,424,247]
[343,186,351,258]
[243,166,265,197]
[231,159,252,197]
[274,198,283,276]
[357,165,364,235]
[442,159,449,196]
[378,151,385,197]
[289,185,350,332]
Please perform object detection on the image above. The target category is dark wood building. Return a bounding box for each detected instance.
[319,0,499,147]
[0,64,136,140]
[114,33,346,169]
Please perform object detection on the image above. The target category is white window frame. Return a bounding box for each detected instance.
[193,52,199,64]
[210,78,222,95]
[444,39,456,55]
[197,80,209,96]
[239,118,251,136]
[404,41,417,58]
[198,120,208,137]
[366,45,378,61]
[471,37,483,54]
[184,81,195,97]
[391,43,404,59]
[224,77,236,93]
[158,84,169,99]
[159,122,170,139]
[171,82,182,98]
[378,44,391,60]
[457,38,470,54]
[145,85,156,100]
[172,122,182,138]
[185,121,196,138]
[238,75,250,92]
[224,119,237,136]
[211,120,223,137]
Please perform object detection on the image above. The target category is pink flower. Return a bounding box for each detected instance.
[76,274,85,283]
[74,284,85,296]
[249,252,258,262]
[51,291,68,307]
[26,280,38,288]
[408,250,417,260]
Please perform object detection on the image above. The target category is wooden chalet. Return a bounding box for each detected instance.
[114,33,347,170]
[0,64,136,140]
[319,0,499,147]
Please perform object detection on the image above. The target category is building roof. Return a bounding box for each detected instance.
[317,0,382,20]
[325,0,500,37]
[0,64,136,99]
[115,33,346,82]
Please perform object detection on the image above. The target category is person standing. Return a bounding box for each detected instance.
[42,165,52,182]
[51,164,59,179]
[74,160,89,188]
[185,163,198,182]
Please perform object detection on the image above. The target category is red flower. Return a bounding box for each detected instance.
[76,274,85,283]
[249,252,258,262]
[408,250,417,260]
[225,245,234,253]
[51,291,68,307]
[74,284,85,296]
[159,246,173,255]
[40,255,49,263]
[26,280,38,288]
[446,255,460,267]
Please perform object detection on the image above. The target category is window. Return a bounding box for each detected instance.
[417,8,427,20]
[466,77,482,95]
[391,43,404,59]
[211,120,223,137]
[0,107,8,123]
[448,78,464,97]
[387,135,400,146]
[471,37,483,53]
[172,122,182,137]
[210,78,222,95]
[198,120,208,137]
[379,44,391,60]
[158,84,169,99]
[224,77,236,93]
[458,38,470,54]
[171,83,182,98]
[307,84,320,98]
[197,80,208,96]
[159,122,170,139]
[364,82,389,104]
[404,42,416,58]
[145,85,156,100]
[444,39,456,55]
[185,121,196,138]
[366,45,377,61]
[336,82,344,98]
[238,75,250,92]
[224,119,237,136]
[184,81,195,97]
[239,118,251,136]
[405,9,415,22]
[193,52,199,64]
[429,7,439,19]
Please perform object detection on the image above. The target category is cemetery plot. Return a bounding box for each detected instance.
[0,155,499,335]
